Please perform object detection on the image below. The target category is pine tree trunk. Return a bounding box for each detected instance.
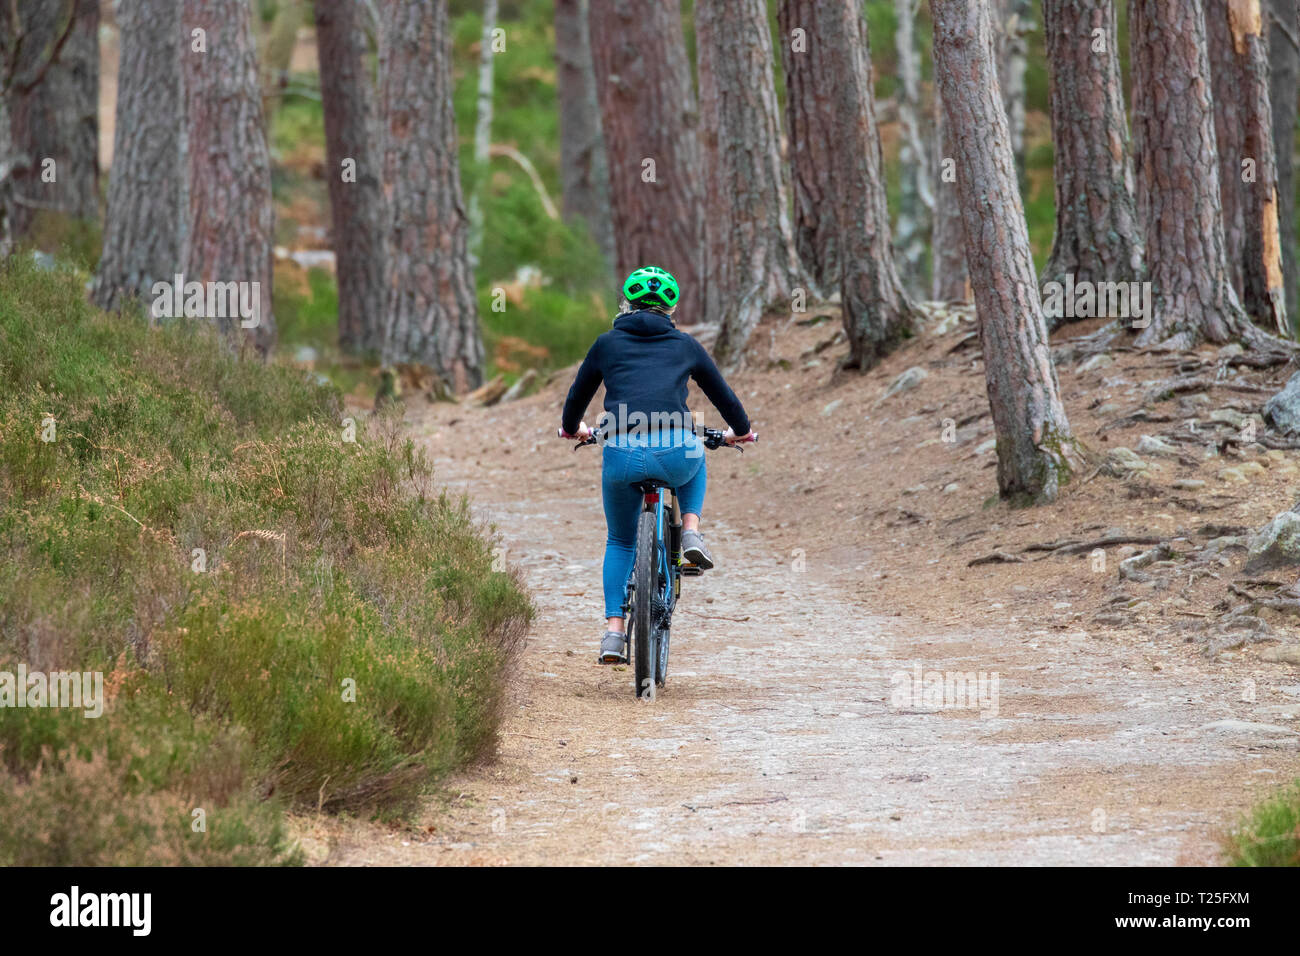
[994,0,1030,185]
[1041,0,1144,330]
[931,0,1082,505]
[376,0,484,392]
[554,0,615,269]
[892,0,933,297]
[931,86,970,301]
[92,0,183,312]
[0,96,15,259]
[782,0,915,368]
[1268,0,1298,328]
[777,0,840,295]
[467,0,497,263]
[8,0,99,235]
[258,0,301,126]
[588,0,702,322]
[1207,0,1288,333]
[316,0,385,354]
[1130,0,1255,347]
[0,13,18,257]
[697,0,800,365]
[1208,0,1253,289]
[182,0,277,356]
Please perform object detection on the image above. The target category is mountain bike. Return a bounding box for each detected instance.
[566,424,757,698]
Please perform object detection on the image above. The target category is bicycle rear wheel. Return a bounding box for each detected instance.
[632,510,658,698]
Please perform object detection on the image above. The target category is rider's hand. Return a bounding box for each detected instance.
[557,421,591,440]
[723,427,757,445]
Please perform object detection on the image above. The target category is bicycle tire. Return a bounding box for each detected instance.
[656,627,669,687]
[660,506,679,686]
[632,509,658,698]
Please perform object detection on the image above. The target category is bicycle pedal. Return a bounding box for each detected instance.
[680,564,703,576]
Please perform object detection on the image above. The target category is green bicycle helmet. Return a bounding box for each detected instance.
[622,265,680,310]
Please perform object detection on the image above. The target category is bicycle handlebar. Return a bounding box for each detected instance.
[557,425,758,451]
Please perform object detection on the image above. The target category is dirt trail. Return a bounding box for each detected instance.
[322,373,1298,866]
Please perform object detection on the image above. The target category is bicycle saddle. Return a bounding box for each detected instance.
[630,479,669,494]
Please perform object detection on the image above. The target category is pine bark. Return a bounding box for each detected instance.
[181,0,276,356]
[1129,0,1256,347]
[92,0,184,312]
[7,0,99,235]
[467,0,497,263]
[258,0,301,125]
[994,0,1031,184]
[931,86,970,301]
[316,0,384,353]
[1207,0,1288,333]
[1041,0,1144,329]
[931,0,1082,505]
[892,0,933,297]
[588,0,702,322]
[777,0,841,295]
[1268,0,1298,327]
[0,96,13,258]
[376,0,484,392]
[554,0,616,269]
[781,0,915,368]
[697,0,800,365]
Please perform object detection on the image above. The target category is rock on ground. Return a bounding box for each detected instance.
[878,366,928,404]
[1135,434,1178,457]
[1103,447,1149,476]
[1245,509,1300,573]
[1260,645,1300,665]
[1263,370,1300,435]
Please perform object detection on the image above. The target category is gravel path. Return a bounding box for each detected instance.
[324,404,1297,866]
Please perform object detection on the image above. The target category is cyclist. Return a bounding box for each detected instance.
[559,266,755,663]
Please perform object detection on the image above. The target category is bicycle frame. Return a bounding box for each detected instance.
[621,484,681,689]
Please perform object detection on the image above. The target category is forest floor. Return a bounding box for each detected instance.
[300,306,1300,865]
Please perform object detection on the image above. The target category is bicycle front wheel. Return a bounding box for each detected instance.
[632,509,658,698]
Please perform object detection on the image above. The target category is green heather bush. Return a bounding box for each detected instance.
[0,692,297,866]
[0,258,532,862]
[480,284,612,376]
[272,265,340,352]
[1223,780,1300,866]
[13,212,103,273]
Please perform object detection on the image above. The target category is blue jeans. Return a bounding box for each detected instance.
[600,429,706,619]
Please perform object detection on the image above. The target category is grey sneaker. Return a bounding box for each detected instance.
[681,529,714,570]
[598,630,628,664]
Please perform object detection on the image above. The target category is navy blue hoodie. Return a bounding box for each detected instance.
[561,310,750,438]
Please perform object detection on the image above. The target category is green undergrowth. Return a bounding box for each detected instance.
[1222,780,1300,866]
[0,258,532,864]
